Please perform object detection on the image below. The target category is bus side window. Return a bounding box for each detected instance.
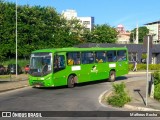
[117,50,127,61]
[58,55,65,68]
[95,51,106,63]
[107,51,116,62]
[74,52,81,65]
[81,52,94,64]
[67,52,80,65]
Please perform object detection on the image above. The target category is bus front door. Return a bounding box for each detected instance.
[53,53,67,86]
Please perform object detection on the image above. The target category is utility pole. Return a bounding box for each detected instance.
[16,0,18,76]
[144,33,154,106]
[145,35,150,106]
[136,24,139,44]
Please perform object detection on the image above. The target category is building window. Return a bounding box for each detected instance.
[83,21,90,25]
[85,28,90,31]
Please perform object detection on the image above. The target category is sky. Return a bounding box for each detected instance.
[6,0,160,30]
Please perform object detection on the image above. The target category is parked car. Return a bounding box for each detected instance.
[0,65,6,75]
[7,64,22,74]
[24,64,30,74]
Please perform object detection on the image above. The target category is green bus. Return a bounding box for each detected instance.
[29,47,128,88]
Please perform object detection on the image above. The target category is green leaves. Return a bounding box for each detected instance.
[0,1,118,61]
[84,24,118,43]
[154,83,160,101]
[0,2,81,60]
[130,26,149,43]
[153,71,160,101]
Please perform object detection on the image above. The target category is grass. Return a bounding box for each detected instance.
[0,75,11,79]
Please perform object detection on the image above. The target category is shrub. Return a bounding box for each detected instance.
[141,54,147,59]
[107,82,131,107]
[150,64,160,70]
[153,71,160,85]
[129,64,160,71]
[154,83,160,101]
[153,71,160,101]
[113,82,126,94]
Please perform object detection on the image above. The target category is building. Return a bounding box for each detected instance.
[76,43,160,64]
[62,9,77,20]
[77,17,94,31]
[61,9,94,31]
[145,20,160,44]
[116,24,131,44]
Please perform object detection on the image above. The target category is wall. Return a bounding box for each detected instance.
[76,43,160,64]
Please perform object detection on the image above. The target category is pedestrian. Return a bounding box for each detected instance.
[133,60,137,72]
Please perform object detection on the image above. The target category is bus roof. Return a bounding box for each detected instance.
[32,47,128,53]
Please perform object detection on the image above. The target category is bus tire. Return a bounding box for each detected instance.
[67,75,75,88]
[108,71,116,82]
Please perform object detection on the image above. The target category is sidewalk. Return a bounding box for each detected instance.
[0,74,29,92]
[124,79,160,111]
[101,71,160,111]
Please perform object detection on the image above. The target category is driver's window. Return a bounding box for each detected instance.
[54,55,65,72]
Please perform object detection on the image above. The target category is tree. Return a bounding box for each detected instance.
[52,17,85,47]
[1,1,114,60]
[130,26,149,43]
[0,1,16,59]
[0,1,85,60]
[84,24,118,43]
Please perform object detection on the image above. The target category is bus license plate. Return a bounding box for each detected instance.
[35,84,41,87]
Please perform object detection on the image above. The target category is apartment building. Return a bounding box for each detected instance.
[77,17,94,31]
[61,9,94,31]
[62,9,77,20]
[145,20,160,44]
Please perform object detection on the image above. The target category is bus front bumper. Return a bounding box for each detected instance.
[32,82,44,87]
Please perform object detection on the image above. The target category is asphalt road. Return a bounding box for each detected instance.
[0,80,113,111]
[0,74,159,120]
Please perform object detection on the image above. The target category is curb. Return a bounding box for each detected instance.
[128,72,152,75]
[99,89,160,111]
[98,89,112,107]
[0,84,29,93]
[124,104,160,111]
[99,77,160,111]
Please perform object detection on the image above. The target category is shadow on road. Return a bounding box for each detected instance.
[116,76,128,81]
[36,76,128,90]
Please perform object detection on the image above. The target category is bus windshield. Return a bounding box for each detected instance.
[29,52,52,76]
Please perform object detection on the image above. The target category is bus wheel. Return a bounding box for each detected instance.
[68,75,75,88]
[108,71,116,82]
